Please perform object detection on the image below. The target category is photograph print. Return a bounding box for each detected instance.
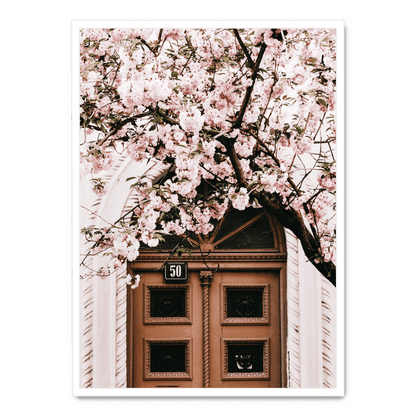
[74,22,344,396]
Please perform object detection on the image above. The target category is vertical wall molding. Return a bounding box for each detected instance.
[285,230,301,388]
[321,276,336,388]
[115,265,128,388]
[80,269,94,388]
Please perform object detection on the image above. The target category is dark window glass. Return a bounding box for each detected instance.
[150,289,186,317]
[150,343,186,373]
[227,343,264,373]
[227,289,263,318]
[216,215,274,250]
[214,208,262,243]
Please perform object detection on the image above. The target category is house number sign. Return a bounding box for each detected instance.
[164,262,188,281]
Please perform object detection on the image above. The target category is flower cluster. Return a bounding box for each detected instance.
[229,187,250,211]
[125,274,140,289]
[112,231,140,261]
[79,27,338,279]
[81,146,115,175]
[90,178,108,196]
[317,163,336,192]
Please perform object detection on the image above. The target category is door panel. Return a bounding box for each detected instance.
[130,271,203,388]
[128,268,281,388]
[209,270,281,388]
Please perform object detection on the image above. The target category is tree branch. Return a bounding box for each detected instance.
[233,29,254,68]
[254,193,336,286]
[95,112,152,147]
[233,42,268,129]
[224,131,336,286]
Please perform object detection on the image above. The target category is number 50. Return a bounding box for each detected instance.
[169,264,182,278]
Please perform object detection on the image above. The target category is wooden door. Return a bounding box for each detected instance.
[128,267,281,388]
[209,269,281,388]
[129,269,203,388]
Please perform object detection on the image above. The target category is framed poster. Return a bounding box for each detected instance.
[72,19,344,397]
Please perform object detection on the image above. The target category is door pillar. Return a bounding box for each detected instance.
[200,270,213,388]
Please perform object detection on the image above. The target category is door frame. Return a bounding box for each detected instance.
[126,250,288,388]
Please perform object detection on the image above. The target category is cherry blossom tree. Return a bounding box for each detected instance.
[79,28,338,287]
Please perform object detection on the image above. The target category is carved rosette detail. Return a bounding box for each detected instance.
[200,271,212,388]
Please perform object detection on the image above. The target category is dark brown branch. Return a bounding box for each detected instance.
[233,42,268,129]
[224,132,336,287]
[255,193,336,286]
[226,145,249,187]
[139,38,155,54]
[157,29,163,44]
[95,105,180,148]
[95,112,152,146]
[154,29,166,56]
[233,29,254,68]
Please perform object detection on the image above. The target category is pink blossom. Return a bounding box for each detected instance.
[179,107,205,134]
[231,188,250,211]
[80,27,338,280]
[113,232,140,261]
[91,179,108,196]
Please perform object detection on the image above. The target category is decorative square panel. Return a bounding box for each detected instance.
[143,338,192,380]
[221,338,270,380]
[220,283,270,325]
[144,284,192,324]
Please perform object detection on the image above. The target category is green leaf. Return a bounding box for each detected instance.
[154,233,165,242]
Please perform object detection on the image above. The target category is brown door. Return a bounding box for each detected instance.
[128,266,281,388]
